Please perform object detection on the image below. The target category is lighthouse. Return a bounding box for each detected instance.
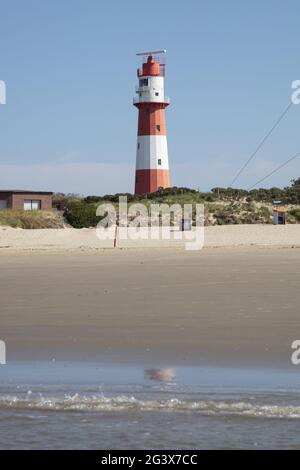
[134,50,170,194]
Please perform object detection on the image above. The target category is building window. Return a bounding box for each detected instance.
[158,159,162,166]
[24,199,41,211]
[156,125,160,132]
[155,92,159,96]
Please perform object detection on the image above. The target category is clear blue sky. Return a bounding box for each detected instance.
[0,0,299,194]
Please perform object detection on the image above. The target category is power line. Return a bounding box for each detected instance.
[248,151,300,190]
[230,101,293,187]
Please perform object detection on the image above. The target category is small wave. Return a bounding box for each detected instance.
[0,394,299,418]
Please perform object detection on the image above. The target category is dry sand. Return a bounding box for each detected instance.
[1,246,299,367]
[0,224,299,252]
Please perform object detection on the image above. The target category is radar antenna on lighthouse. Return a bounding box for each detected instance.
[133,49,170,194]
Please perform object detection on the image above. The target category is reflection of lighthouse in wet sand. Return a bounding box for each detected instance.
[134,50,170,194]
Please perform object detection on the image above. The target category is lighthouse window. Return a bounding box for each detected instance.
[158,159,162,166]
[156,125,161,132]
[155,92,159,96]
[137,142,140,149]
[139,78,149,87]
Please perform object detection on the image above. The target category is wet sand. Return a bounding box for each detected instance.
[1,248,300,367]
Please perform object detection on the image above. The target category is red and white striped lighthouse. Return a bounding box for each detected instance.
[134,50,170,194]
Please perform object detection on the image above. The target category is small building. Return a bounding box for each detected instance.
[0,190,53,211]
[272,200,286,225]
[273,207,286,225]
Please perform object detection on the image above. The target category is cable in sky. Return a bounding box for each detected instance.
[229,101,293,187]
[248,151,300,190]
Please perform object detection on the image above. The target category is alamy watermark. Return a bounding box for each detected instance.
[291,80,300,104]
[96,196,204,250]
[291,340,300,365]
[0,340,6,365]
[0,80,6,105]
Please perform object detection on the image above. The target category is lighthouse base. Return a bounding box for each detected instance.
[135,169,170,195]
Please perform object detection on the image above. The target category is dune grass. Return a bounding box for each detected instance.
[0,209,64,229]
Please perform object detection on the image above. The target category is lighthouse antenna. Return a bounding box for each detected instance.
[136,49,166,56]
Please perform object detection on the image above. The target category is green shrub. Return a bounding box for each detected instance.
[64,202,101,228]
[289,208,300,222]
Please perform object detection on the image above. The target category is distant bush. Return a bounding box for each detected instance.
[210,203,272,225]
[52,193,82,211]
[83,177,300,206]
[85,193,136,204]
[64,202,101,228]
[258,206,272,220]
[211,178,300,204]
[289,208,300,222]
[64,178,299,227]
[85,187,202,204]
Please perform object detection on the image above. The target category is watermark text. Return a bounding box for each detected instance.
[96,196,204,250]
[0,340,6,365]
[0,80,6,105]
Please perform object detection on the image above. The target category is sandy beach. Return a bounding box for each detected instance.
[1,244,299,367]
[0,224,299,252]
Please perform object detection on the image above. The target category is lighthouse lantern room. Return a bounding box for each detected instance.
[134,50,170,194]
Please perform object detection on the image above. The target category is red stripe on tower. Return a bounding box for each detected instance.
[133,50,170,194]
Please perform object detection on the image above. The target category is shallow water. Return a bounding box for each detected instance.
[1,362,300,449]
